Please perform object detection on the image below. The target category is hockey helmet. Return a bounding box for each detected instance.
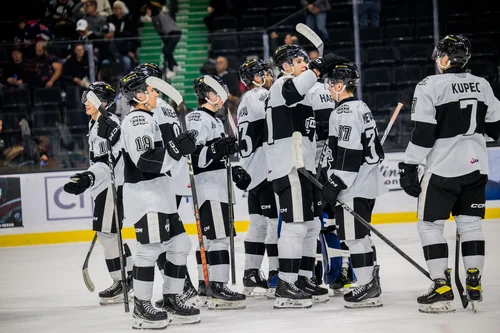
[134,62,164,79]
[273,44,309,70]
[81,81,116,108]
[193,75,227,100]
[239,58,273,87]
[120,70,150,102]
[325,57,360,88]
[432,34,471,67]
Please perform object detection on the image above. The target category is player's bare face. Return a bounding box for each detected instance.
[146,86,159,109]
[263,71,274,89]
[292,57,308,77]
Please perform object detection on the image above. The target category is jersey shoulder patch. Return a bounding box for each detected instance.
[188,112,202,121]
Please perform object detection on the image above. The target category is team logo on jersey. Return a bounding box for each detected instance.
[191,129,199,138]
[165,219,170,233]
[188,113,202,121]
[305,117,316,134]
[362,112,374,124]
[259,92,268,101]
[418,77,429,86]
[411,97,417,114]
[336,104,351,114]
[238,106,248,118]
[470,158,479,164]
[131,115,147,126]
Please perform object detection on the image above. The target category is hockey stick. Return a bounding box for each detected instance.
[291,131,431,280]
[203,75,237,285]
[82,232,98,292]
[145,77,210,288]
[296,23,324,57]
[88,91,130,312]
[454,231,469,308]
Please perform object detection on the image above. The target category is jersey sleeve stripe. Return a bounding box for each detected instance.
[334,146,363,173]
[281,78,306,106]
[410,121,437,148]
[137,149,167,174]
[485,120,500,140]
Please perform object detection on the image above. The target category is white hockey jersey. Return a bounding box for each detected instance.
[309,81,336,165]
[237,87,269,191]
[186,108,234,206]
[264,69,318,181]
[87,113,124,199]
[153,98,190,196]
[404,69,500,177]
[121,109,179,225]
[327,98,388,201]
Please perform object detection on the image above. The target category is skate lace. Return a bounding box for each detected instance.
[305,277,318,289]
[257,270,267,283]
[351,283,367,297]
[143,301,157,315]
[175,295,192,310]
[423,283,437,297]
[103,281,121,293]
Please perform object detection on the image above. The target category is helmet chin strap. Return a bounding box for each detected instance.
[281,62,294,76]
[204,95,221,111]
[331,83,346,102]
[436,57,451,72]
[133,91,153,110]
[252,75,266,87]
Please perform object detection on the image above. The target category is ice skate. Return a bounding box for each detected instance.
[156,275,204,309]
[162,294,201,326]
[132,297,169,330]
[417,268,455,314]
[207,282,246,310]
[273,277,312,309]
[266,271,278,299]
[329,267,357,297]
[242,269,268,296]
[295,276,329,303]
[344,265,382,309]
[466,268,482,313]
[197,281,210,308]
[99,273,133,305]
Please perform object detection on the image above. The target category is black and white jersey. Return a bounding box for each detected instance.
[186,108,234,206]
[237,87,269,191]
[87,113,124,199]
[327,98,387,200]
[153,98,190,196]
[404,69,500,177]
[264,70,318,181]
[121,109,179,225]
[310,81,336,165]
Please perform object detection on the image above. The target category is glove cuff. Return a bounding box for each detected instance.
[84,171,95,187]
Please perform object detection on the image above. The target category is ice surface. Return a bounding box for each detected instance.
[0,221,499,333]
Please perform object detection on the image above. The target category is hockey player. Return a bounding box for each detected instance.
[63,82,134,305]
[398,35,500,313]
[132,63,202,310]
[237,59,279,297]
[265,44,339,308]
[119,70,199,329]
[187,75,249,309]
[321,58,387,308]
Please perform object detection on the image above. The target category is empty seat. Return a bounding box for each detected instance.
[334,47,355,61]
[384,23,414,42]
[373,91,401,113]
[65,85,85,110]
[365,46,397,66]
[240,14,267,30]
[399,43,431,64]
[212,16,238,31]
[0,111,28,133]
[32,109,61,131]
[34,87,62,107]
[362,68,392,89]
[415,22,434,42]
[326,6,352,28]
[211,34,239,56]
[64,109,89,130]
[240,30,263,49]
[328,27,353,46]
[424,64,437,77]
[3,88,30,107]
[445,20,474,38]
[394,65,423,87]
[381,3,410,23]
[360,27,383,45]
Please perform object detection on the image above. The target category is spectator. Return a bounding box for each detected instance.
[108,1,140,63]
[215,55,241,119]
[45,0,77,38]
[0,118,14,167]
[15,17,54,51]
[62,43,91,88]
[308,49,319,61]
[72,0,107,36]
[73,0,112,17]
[75,19,99,42]
[269,32,298,55]
[301,0,330,41]
[4,47,35,89]
[203,0,230,32]
[359,0,381,28]
[34,41,63,88]
[98,22,133,75]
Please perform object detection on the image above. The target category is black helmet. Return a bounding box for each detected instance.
[325,56,359,87]
[81,81,116,108]
[239,58,272,86]
[134,62,164,79]
[432,34,471,67]
[273,44,309,70]
[120,71,149,102]
[193,75,226,100]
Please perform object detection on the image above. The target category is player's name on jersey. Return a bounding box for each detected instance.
[452,81,481,94]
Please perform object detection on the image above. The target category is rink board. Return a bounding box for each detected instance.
[1,149,500,247]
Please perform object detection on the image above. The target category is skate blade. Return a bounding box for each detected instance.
[99,291,133,305]
[185,296,205,309]
[266,288,276,299]
[242,286,268,297]
[418,301,455,314]
[167,313,201,326]
[470,301,478,313]
[273,297,313,309]
[208,299,246,310]
[344,296,383,309]
[132,317,168,330]
[312,294,329,303]
[198,296,209,308]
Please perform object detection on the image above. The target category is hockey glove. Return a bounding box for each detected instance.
[167,130,197,160]
[63,171,95,195]
[232,166,252,190]
[97,117,121,146]
[321,174,347,204]
[398,162,421,197]
[317,120,330,138]
[207,136,238,161]
[308,53,339,76]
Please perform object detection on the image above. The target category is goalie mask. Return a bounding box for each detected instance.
[81,81,116,109]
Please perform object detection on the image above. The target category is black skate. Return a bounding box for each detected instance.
[266,270,278,299]
[274,277,312,309]
[162,294,201,325]
[99,273,133,305]
[344,265,382,309]
[466,268,482,313]
[295,276,329,303]
[242,269,269,296]
[197,280,210,308]
[156,275,204,309]
[207,282,246,310]
[132,297,168,330]
[329,267,358,297]
[417,268,455,314]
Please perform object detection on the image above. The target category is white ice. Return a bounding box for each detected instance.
[1,220,499,333]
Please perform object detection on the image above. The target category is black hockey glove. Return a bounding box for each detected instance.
[232,166,252,190]
[97,117,121,146]
[317,120,330,138]
[63,171,95,195]
[321,173,347,204]
[167,130,197,160]
[308,53,339,76]
[398,162,421,197]
[207,136,238,161]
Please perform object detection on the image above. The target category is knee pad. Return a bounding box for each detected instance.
[280,222,308,241]
[210,237,230,252]
[307,218,321,237]
[97,231,116,246]
[265,218,279,244]
[169,232,191,256]
[417,219,446,247]
[245,214,268,242]
[345,237,372,255]
[455,215,482,235]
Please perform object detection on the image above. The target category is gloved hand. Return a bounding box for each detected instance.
[167,130,197,160]
[207,136,238,161]
[317,120,330,138]
[321,173,347,203]
[398,162,421,197]
[308,53,339,76]
[97,117,121,146]
[232,166,252,190]
[63,171,95,195]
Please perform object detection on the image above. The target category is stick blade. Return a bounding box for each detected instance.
[203,75,228,103]
[82,268,95,292]
[291,131,305,169]
[146,76,184,105]
[296,23,324,56]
